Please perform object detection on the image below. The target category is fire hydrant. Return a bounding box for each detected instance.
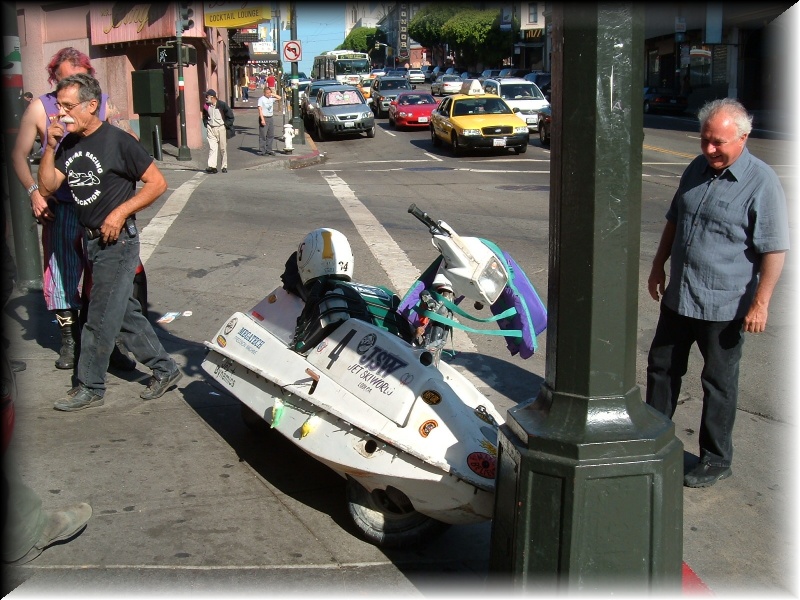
[283,123,294,154]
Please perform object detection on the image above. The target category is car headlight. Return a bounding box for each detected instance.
[514,126,529,134]
[321,115,335,122]
[461,129,481,136]
[361,112,372,119]
[398,111,409,117]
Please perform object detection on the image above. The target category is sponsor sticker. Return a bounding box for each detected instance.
[467,451,496,479]
[419,419,438,438]
[216,335,227,347]
[224,317,238,335]
[421,390,442,405]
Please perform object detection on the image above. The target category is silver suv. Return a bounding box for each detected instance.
[482,77,549,133]
[310,85,375,140]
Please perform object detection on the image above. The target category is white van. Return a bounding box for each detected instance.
[482,77,549,133]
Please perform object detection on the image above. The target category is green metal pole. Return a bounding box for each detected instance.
[289,2,305,144]
[2,2,42,291]
[488,4,683,593]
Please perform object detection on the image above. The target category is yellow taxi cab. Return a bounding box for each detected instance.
[357,81,371,101]
[429,79,529,155]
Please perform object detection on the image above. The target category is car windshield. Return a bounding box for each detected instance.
[443,76,460,82]
[324,90,363,106]
[452,98,512,116]
[499,83,543,100]
[381,80,408,90]
[397,94,435,105]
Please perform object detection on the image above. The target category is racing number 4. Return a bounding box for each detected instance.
[326,328,356,369]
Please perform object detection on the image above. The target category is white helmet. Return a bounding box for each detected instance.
[297,228,354,285]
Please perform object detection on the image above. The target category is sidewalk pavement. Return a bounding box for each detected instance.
[154,103,324,173]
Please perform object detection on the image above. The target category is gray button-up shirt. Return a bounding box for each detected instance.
[664,147,789,321]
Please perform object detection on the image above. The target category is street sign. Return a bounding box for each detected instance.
[282,40,301,63]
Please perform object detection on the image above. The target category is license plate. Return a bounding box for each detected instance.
[344,121,354,128]
[493,138,506,147]
[418,116,428,123]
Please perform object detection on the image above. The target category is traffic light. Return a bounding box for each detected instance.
[157,44,197,66]
[178,1,194,33]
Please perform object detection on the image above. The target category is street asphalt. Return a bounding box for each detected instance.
[1,98,795,598]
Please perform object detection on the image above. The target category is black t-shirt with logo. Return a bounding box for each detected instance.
[54,122,153,229]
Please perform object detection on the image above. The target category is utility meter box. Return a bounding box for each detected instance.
[131,69,165,115]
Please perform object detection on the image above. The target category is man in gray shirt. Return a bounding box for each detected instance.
[646,98,789,488]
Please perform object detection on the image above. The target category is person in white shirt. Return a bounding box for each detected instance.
[201,89,234,173]
[257,86,279,156]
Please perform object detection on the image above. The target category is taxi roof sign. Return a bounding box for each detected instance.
[460,79,484,95]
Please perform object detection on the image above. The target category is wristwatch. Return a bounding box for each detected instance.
[27,183,38,197]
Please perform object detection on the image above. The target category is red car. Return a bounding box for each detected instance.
[388,92,437,129]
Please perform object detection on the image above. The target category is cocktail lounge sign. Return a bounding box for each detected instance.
[203,1,271,28]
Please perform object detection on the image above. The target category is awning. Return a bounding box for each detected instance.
[249,49,279,65]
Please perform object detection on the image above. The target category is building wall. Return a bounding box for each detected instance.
[15,2,230,151]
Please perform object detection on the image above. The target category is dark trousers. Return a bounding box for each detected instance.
[78,233,175,395]
[646,305,744,467]
[259,116,274,153]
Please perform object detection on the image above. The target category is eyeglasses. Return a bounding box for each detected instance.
[55,100,89,112]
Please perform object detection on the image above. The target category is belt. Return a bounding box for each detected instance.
[86,217,137,241]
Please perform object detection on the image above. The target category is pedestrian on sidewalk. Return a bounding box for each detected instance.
[257,86,279,156]
[37,73,183,411]
[645,98,789,488]
[267,71,277,91]
[239,73,249,102]
[202,89,234,174]
[9,46,138,372]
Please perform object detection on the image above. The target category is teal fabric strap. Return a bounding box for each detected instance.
[415,307,523,338]
[427,290,517,323]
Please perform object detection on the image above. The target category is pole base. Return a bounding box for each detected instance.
[177,146,192,161]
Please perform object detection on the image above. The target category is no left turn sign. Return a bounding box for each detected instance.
[282,41,302,63]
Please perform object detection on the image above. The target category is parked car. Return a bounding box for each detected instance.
[429,66,446,82]
[525,72,552,102]
[429,79,529,155]
[388,91,437,129]
[444,66,465,77]
[368,68,387,80]
[301,79,340,126]
[310,85,375,140]
[498,67,529,79]
[459,71,482,81]
[407,69,426,84]
[430,74,462,96]
[419,65,434,82]
[643,86,688,114]
[282,72,310,95]
[480,68,502,82]
[482,77,549,133]
[386,67,409,78]
[370,76,415,117]
[537,105,551,145]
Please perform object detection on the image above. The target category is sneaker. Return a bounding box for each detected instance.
[54,387,104,412]
[205,167,218,174]
[221,167,228,173]
[5,503,92,565]
[267,151,275,156]
[683,463,732,488]
[140,368,183,400]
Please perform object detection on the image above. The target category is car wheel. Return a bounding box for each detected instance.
[388,113,395,127]
[539,123,550,145]
[366,126,375,138]
[450,133,461,156]
[430,125,441,147]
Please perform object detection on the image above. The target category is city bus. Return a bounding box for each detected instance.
[311,50,371,85]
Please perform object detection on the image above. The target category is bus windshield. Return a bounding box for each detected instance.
[335,59,370,76]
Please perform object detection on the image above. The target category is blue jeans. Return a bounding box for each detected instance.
[646,305,744,467]
[78,232,175,395]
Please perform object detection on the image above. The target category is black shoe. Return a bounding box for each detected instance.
[140,368,183,400]
[684,463,732,488]
[109,342,136,371]
[256,151,266,156]
[54,387,104,412]
[267,151,276,156]
[5,503,92,565]
[205,167,218,174]
[221,167,228,173]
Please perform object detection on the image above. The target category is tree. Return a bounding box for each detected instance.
[440,8,518,68]
[337,26,377,53]
[408,5,462,60]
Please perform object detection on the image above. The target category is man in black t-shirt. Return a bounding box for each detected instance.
[37,74,182,411]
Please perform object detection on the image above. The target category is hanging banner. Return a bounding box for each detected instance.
[204,2,271,28]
